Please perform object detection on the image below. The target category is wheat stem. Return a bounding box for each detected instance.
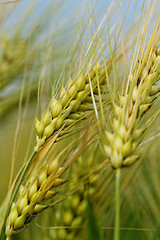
[114,168,121,240]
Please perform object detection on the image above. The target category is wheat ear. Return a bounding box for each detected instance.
[2,60,109,239]
[5,154,68,240]
[5,120,100,240]
[52,158,98,240]
[103,30,160,240]
[34,62,108,151]
[103,45,160,169]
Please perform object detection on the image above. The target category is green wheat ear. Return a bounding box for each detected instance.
[1,36,114,240]
[34,61,108,151]
[4,118,102,240]
[50,154,99,240]
[0,34,27,91]
[103,44,160,169]
[102,20,160,240]
[5,154,66,239]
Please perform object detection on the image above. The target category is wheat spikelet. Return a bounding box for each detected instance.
[103,43,160,169]
[35,62,108,151]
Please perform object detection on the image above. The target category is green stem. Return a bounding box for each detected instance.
[0,150,36,240]
[113,168,121,240]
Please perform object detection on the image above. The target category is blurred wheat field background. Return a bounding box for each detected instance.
[0,1,160,240]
